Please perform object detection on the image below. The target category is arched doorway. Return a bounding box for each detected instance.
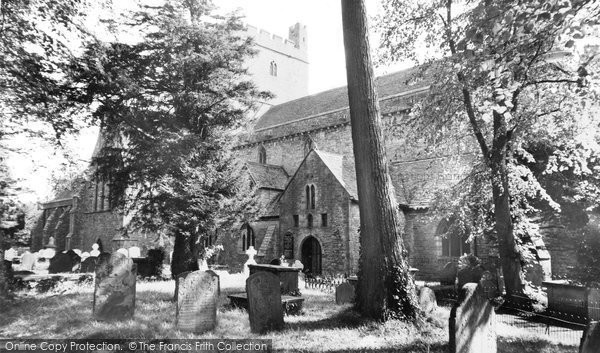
[301,236,322,275]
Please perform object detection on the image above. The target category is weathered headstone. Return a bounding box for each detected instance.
[90,243,100,257]
[49,250,81,273]
[335,282,355,305]
[418,287,437,315]
[449,283,497,353]
[117,248,129,257]
[440,262,458,285]
[20,251,36,271]
[580,321,600,353]
[128,246,141,258]
[292,260,304,270]
[93,252,136,321]
[72,249,82,257]
[80,256,98,273]
[246,272,284,333]
[4,248,17,261]
[176,270,219,333]
[479,271,499,299]
[34,257,49,272]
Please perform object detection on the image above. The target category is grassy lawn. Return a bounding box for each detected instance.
[0,273,580,353]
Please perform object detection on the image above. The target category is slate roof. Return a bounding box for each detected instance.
[246,162,289,190]
[254,67,428,131]
[314,150,358,200]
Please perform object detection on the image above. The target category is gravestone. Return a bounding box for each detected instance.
[90,244,100,257]
[479,271,499,299]
[292,260,304,270]
[580,321,600,353]
[243,246,257,277]
[4,248,17,261]
[34,257,49,272]
[80,256,98,273]
[49,250,81,274]
[80,252,90,260]
[128,246,141,258]
[117,248,129,257]
[335,282,355,305]
[176,271,219,333]
[449,283,497,353]
[93,252,137,321]
[418,287,437,314]
[20,251,36,271]
[72,249,82,257]
[246,272,284,333]
[457,265,485,289]
[440,262,458,285]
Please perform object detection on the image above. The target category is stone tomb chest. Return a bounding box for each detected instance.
[248,264,301,295]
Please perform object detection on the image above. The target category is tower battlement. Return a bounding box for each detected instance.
[246,23,308,62]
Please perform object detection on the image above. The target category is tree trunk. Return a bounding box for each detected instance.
[171,230,199,299]
[341,0,419,320]
[491,110,525,297]
[0,231,11,303]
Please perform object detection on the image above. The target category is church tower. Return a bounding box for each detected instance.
[244,23,309,105]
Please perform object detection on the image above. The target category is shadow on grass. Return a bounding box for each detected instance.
[498,337,576,353]
[279,341,447,353]
[285,306,370,331]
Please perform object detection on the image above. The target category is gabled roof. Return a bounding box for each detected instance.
[313,150,358,200]
[282,149,358,201]
[254,67,428,131]
[246,162,289,190]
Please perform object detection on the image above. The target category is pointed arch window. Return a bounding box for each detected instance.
[241,223,255,251]
[305,184,316,210]
[258,145,267,164]
[307,214,313,228]
[437,217,471,257]
[269,61,278,76]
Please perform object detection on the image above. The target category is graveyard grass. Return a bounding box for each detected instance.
[0,274,577,353]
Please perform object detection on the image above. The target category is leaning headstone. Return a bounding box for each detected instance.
[246,272,284,333]
[335,282,355,305]
[580,321,600,353]
[176,271,219,333]
[449,283,497,353]
[20,251,36,271]
[418,287,437,315]
[128,246,141,258]
[93,252,137,321]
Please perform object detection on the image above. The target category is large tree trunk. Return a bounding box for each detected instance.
[491,110,525,297]
[341,0,419,320]
[0,231,11,303]
[171,230,199,300]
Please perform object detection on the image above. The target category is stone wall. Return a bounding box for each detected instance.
[278,151,352,275]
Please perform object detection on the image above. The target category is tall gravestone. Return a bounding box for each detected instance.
[176,270,219,333]
[20,252,36,271]
[449,283,497,353]
[580,321,600,353]
[246,272,284,333]
[93,252,137,321]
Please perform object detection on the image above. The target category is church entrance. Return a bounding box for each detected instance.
[301,236,322,275]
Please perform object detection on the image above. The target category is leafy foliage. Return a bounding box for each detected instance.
[377,0,600,294]
[70,0,265,266]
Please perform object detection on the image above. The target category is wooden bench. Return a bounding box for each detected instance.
[228,292,304,315]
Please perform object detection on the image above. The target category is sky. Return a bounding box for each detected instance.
[216,0,409,93]
[8,0,412,204]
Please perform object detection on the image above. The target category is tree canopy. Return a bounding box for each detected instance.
[70,0,266,273]
[377,0,600,296]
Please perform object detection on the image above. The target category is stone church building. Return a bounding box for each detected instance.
[31,22,563,282]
